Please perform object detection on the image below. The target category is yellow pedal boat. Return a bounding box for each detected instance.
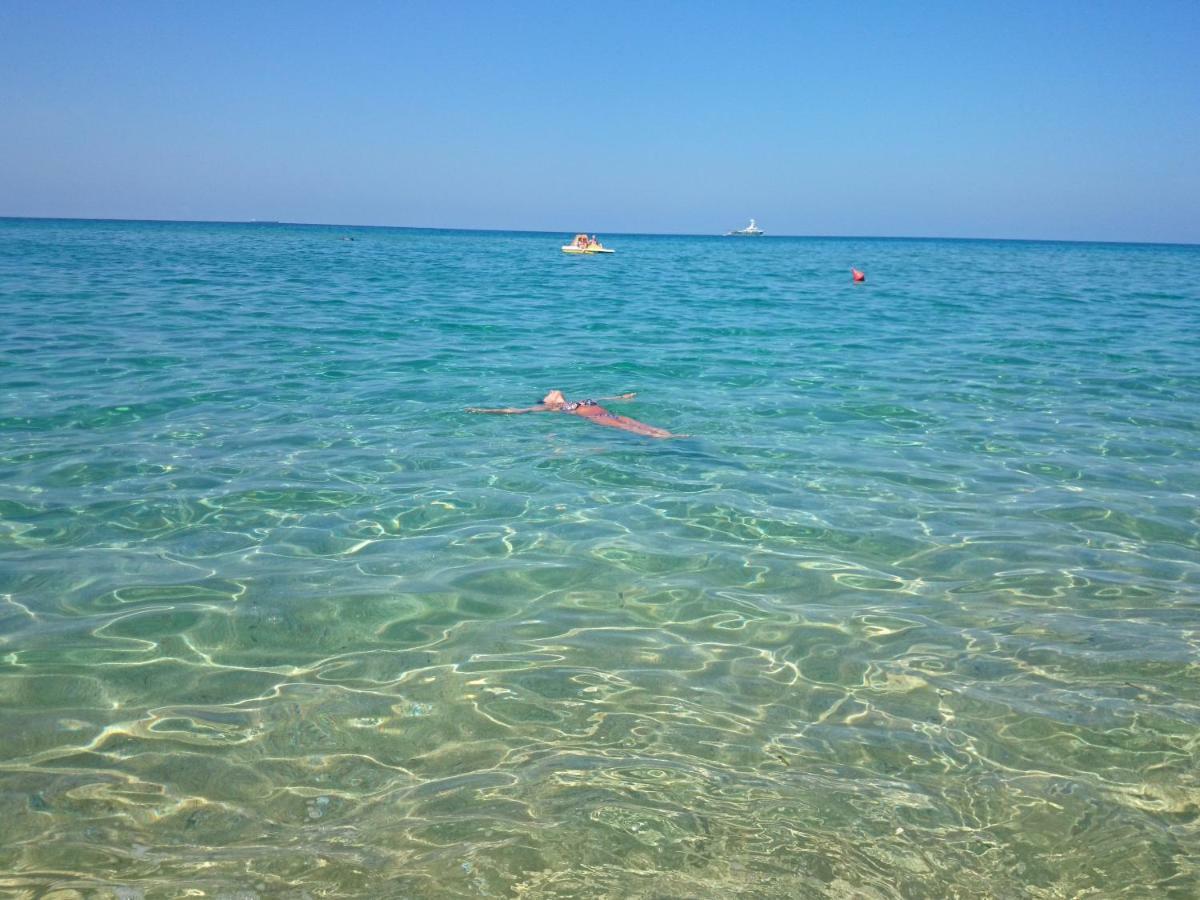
[562,234,615,254]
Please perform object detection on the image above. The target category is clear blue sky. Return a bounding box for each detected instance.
[2,1,1197,242]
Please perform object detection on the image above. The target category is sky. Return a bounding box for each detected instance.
[1,1,1198,243]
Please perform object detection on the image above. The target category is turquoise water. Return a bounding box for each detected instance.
[2,218,1199,897]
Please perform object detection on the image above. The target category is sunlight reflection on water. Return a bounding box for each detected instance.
[1,220,1198,896]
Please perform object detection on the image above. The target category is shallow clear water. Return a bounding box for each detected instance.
[1,218,1198,897]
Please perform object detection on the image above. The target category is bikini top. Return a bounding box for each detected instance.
[560,399,598,412]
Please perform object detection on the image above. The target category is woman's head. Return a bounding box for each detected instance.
[541,390,566,408]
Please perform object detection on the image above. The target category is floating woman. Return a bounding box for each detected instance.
[466,390,683,439]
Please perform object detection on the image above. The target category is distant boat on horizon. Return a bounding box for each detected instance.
[562,233,615,254]
[725,218,764,236]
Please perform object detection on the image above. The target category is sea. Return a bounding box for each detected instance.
[1,217,1198,898]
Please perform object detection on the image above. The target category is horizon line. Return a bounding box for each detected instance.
[1,214,1197,249]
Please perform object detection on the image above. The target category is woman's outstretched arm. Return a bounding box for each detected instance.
[465,405,548,414]
[595,392,637,403]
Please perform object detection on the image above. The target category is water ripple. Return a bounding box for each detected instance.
[1,220,1198,896]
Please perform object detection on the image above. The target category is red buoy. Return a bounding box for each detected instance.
[851,268,866,283]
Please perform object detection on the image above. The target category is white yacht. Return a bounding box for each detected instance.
[726,218,764,236]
